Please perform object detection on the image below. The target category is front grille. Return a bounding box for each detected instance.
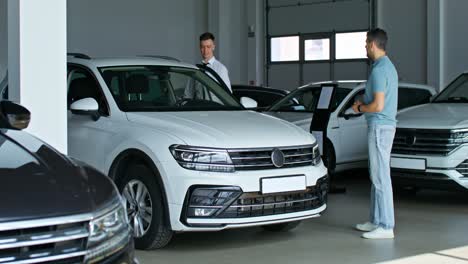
[217,177,328,218]
[456,160,468,177]
[392,128,460,156]
[228,145,318,171]
[0,220,89,264]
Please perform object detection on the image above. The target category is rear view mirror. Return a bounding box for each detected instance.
[0,101,31,130]
[240,97,258,109]
[70,98,100,121]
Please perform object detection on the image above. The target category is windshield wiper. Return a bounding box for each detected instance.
[435,96,468,103]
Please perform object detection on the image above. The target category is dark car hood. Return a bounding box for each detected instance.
[0,129,118,223]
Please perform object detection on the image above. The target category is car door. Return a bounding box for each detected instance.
[67,65,115,172]
[336,88,368,165]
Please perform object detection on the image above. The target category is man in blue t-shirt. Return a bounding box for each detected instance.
[352,28,398,239]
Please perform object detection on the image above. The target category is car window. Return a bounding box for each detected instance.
[342,89,365,111]
[433,73,468,103]
[398,87,432,109]
[0,134,41,171]
[270,87,351,113]
[233,90,284,107]
[67,67,109,115]
[99,66,243,112]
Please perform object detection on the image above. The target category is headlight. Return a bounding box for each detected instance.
[312,142,321,166]
[170,145,235,172]
[450,129,468,144]
[85,199,131,264]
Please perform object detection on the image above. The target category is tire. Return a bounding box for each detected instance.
[118,164,173,249]
[261,221,302,232]
[323,141,336,176]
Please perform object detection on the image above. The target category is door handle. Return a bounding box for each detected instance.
[331,126,339,129]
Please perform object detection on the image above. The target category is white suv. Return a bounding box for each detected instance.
[391,73,468,191]
[265,81,436,174]
[66,54,328,249]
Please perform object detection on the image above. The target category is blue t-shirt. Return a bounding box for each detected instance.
[364,56,398,126]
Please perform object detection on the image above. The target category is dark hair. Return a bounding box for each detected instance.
[200,32,215,42]
[367,28,388,51]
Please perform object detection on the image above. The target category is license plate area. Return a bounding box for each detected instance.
[261,175,306,194]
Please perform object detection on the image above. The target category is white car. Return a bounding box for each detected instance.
[65,54,328,249]
[265,81,436,174]
[391,72,468,191]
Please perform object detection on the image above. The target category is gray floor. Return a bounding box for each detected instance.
[136,172,468,264]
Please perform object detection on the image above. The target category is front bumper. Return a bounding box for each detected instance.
[98,238,138,264]
[391,145,468,190]
[160,158,329,231]
[175,175,328,231]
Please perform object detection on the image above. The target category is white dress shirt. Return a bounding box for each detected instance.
[203,56,232,92]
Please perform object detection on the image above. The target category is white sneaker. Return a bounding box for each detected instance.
[362,227,394,239]
[355,222,378,232]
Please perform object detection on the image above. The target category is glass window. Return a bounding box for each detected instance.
[305,39,330,61]
[68,68,109,115]
[336,32,367,60]
[433,74,468,103]
[398,87,432,109]
[233,90,285,108]
[270,87,351,113]
[99,66,243,112]
[270,36,299,62]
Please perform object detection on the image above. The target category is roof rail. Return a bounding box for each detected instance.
[138,55,180,62]
[67,53,91,60]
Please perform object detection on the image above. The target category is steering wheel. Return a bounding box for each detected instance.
[174,98,193,107]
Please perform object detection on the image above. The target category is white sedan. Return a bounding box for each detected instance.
[264,81,436,174]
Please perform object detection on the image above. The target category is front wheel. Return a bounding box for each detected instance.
[119,164,173,249]
[261,221,302,232]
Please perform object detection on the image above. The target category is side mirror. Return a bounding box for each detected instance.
[240,97,258,109]
[0,100,31,130]
[70,98,100,121]
[341,107,363,120]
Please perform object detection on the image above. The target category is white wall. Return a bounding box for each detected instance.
[377,0,427,84]
[442,0,468,87]
[67,0,208,65]
[0,0,7,80]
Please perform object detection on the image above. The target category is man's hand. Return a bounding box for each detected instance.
[352,100,363,113]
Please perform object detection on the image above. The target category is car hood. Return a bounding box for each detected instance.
[264,112,313,131]
[0,130,118,223]
[126,111,315,148]
[397,103,468,129]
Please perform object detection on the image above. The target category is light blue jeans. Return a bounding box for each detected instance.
[368,124,396,230]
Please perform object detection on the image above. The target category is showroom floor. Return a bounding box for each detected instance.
[136,171,468,264]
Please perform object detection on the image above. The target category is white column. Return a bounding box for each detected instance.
[247,0,265,86]
[427,0,444,91]
[8,0,67,153]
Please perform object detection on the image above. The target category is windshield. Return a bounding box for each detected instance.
[0,133,41,172]
[433,73,468,103]
[99,66,243,112]
[268,86,352,113]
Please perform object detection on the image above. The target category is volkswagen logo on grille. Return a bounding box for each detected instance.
[406,135,417,146]
[271,148,285,168]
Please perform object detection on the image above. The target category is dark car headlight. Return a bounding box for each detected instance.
[85,198,131,263]
[170,145,235,173]
[312,142,321,166]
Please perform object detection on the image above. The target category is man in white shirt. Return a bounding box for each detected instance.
[199,32,231,92]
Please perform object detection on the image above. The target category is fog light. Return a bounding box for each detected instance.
[186,187,242,218]
[189,208,218,217]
